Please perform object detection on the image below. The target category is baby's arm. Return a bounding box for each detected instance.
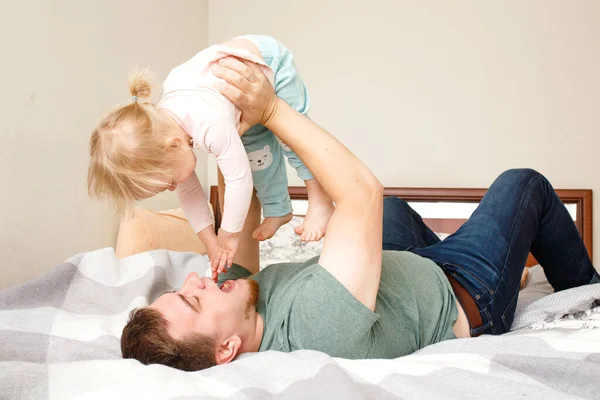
[176,173,220,258]
[205,118,254,274]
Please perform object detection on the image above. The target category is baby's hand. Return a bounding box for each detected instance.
[205,243,221,282]
[211,228,240,278]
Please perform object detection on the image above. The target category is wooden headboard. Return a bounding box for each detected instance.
[209,186,593,265]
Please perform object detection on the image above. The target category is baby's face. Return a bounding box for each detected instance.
[140,139,197,198]
[168,143,197,191]
[153,112,197,194]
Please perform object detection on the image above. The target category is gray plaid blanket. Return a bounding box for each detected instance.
[1,248,599,399]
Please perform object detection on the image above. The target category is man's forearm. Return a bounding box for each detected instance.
[265,99,381,207]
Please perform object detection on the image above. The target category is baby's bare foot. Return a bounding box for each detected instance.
[252,213,293,241]
[294,203,335,242]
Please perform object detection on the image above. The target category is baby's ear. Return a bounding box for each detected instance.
[166,136,183,149]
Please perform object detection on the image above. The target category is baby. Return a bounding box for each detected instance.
[88,35,334,274]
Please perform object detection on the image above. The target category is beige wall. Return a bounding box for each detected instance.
[1,1,597,289]
[0,0,209,289]
[209,0,599,264]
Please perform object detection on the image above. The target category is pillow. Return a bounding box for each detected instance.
[435,232,451,241]
[511,268,600,331]
[115,206,211,258]
[515,265,554,308]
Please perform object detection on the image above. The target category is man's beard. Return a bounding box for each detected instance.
[244,278,260,319]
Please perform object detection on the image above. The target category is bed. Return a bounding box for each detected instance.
[1,186,598,399]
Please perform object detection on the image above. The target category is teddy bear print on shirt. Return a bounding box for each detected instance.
[248,145,274,172]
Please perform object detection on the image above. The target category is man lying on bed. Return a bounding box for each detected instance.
[120,57,600,372]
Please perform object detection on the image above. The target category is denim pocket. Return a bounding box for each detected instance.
[442,263,492,304]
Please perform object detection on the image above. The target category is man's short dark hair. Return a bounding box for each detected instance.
[121,307,216,371]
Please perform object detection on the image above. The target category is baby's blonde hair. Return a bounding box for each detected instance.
[88,69,179,214]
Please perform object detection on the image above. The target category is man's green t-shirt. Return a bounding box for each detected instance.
[219,250,458,359]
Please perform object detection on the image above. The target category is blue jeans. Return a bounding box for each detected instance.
[382,169,600,336]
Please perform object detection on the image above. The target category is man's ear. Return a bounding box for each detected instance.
[215,335,242,365]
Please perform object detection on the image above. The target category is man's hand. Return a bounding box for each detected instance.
[210,228,240,279]
[212,57,278,135]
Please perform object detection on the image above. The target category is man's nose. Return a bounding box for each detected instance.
[181,272,205,291]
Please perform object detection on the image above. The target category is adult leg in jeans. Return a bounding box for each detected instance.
[382,197,441,251]
[413,169,599,335]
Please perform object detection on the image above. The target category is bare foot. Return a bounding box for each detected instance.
[295,179,335,242]
[252,213,292,241]
[294,203,335,242]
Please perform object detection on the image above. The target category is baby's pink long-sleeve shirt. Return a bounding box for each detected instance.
[158,44,274,234]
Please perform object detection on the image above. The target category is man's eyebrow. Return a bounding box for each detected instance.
[158,291,201,312]
[177,294,197,311]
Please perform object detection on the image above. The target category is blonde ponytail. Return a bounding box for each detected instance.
[128,68,153,101]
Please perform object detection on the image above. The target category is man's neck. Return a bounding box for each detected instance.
[242,311,264,353]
